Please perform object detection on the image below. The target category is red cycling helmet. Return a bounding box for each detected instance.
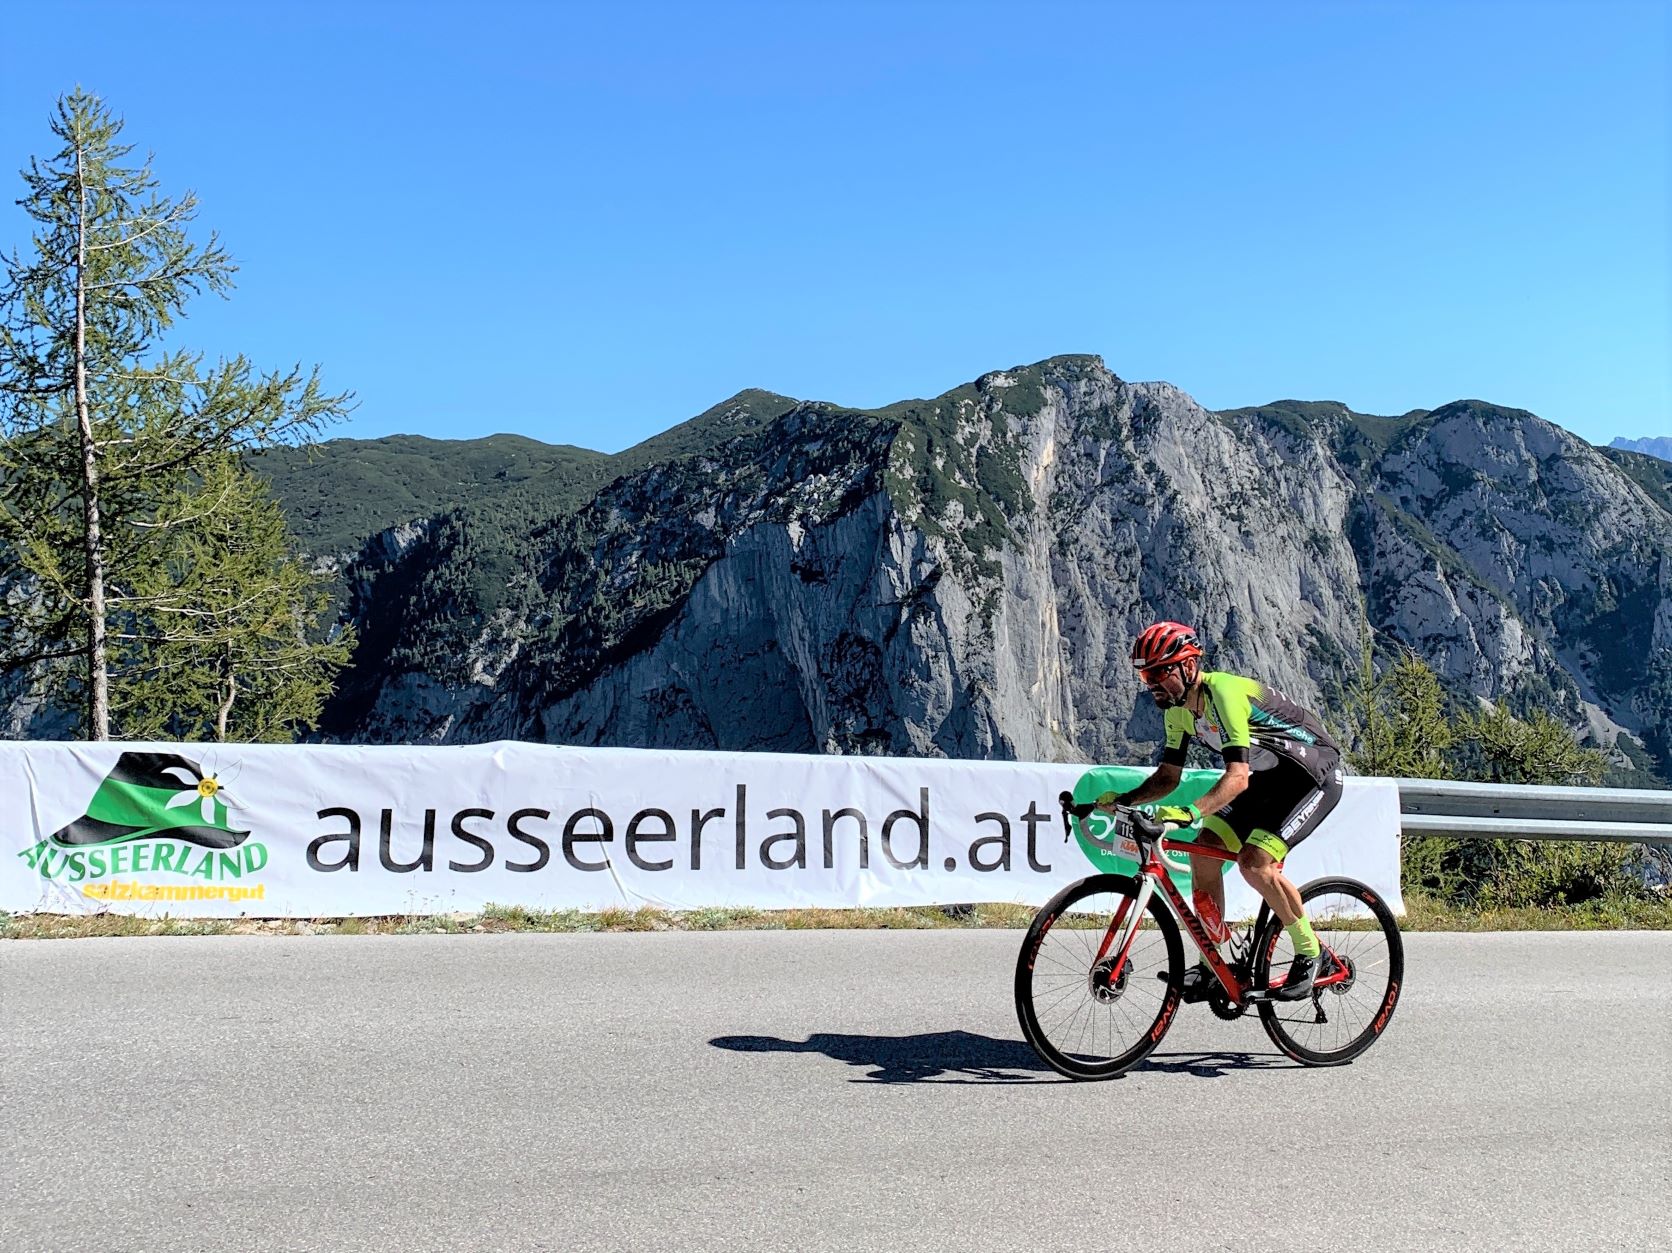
[1131,621,1204,670]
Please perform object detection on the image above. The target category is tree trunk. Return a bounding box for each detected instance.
[216,648,236,742]
[74,145,110,740]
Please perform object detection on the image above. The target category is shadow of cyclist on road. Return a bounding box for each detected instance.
[711,1032,1302,1083]
[1138,1050,1300,1078]
[710,1029,1054,1084]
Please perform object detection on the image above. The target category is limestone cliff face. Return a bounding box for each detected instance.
[314,357,1672,778]
[1357,402,1672,742]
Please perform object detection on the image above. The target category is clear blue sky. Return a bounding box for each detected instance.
[2,1,1667,449]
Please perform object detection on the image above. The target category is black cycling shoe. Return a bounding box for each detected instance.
[1271,952,1321,1002]
[1175,964,1216,1003]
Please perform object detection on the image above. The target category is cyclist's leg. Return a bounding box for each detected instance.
[1237,841,1301,924]
[1202,787,1274,929]
[1238,758,1345,996]
[1190,818,1239,942]
[1239,754,1345,917]
[1223,765,1310,920]
[1169,819,1239,999]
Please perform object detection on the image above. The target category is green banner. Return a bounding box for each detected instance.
[1068,766,1225,890]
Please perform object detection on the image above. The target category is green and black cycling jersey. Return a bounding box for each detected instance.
[1161,671,1340,785]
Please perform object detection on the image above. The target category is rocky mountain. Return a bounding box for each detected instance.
[278,358,1672,782]
[1610,435,1672,464]
[8,356,1671,784]
[250,387,800,561]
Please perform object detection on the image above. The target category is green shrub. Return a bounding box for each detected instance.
[1405,835,1651,909]
[1349,648,1649,909]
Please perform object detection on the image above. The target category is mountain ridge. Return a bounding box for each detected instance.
[252,362,1631,565]
[272,355,1672,787]
[10,355,1669,787]
[1609,435,1672,462]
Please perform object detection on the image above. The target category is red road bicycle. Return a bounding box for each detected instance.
[1015,798,1404,1080]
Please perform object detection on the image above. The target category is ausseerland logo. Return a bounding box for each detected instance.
[18,753,268,899]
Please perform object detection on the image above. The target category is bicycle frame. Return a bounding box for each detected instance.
[1091,828,1351,1003]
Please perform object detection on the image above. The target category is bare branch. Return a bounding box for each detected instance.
[86,202,192,253]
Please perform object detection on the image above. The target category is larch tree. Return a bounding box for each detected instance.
[1344,641,1456,780]
[0,89,351,739]
[112,454,355,742]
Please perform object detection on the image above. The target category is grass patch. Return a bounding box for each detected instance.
[682,906,766,930]
[0,912,237,939]
[1398,890,1672,931]
[5,895,1669,939]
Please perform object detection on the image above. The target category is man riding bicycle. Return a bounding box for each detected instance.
[1103,621,1345,1002]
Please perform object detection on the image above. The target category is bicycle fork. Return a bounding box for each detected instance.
[1092,876,1155,979]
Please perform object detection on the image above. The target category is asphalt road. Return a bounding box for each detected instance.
[3,931,1669,1252]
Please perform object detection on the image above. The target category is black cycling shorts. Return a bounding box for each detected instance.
[1200,750,1343,860]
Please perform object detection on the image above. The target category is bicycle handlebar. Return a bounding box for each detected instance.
[1056,793,1178,844]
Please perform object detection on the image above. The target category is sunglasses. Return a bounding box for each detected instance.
[1139,663,1183,685]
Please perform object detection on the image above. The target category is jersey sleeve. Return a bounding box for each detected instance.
[1160,705,1193,766]
[1206,672,1254,764]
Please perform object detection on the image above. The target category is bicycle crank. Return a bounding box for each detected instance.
[1206,987,1247,1021]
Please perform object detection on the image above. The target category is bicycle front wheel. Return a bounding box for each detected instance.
[1254,877,1404,1066]
[1014,874,1183,1080]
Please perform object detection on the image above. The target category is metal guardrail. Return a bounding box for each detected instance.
[1395,779,1672,844]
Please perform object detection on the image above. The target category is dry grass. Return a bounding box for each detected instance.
[4,893,1668,939]
[1398,890,1672,932]
[2,913,238,939]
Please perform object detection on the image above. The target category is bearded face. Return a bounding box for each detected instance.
[1140,656,1198,708]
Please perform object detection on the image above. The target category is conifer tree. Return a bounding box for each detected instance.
[1456,704,1608,786]
[1345,641,1454,779]
[111,454,354,742]
[0,89,350,738]
[1346,639,1639,907]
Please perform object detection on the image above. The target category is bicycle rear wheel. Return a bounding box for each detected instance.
[1014,874,1183,1080]
[1254,877,1404,1066]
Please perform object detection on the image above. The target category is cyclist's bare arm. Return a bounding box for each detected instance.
[1188,760,1251,817]
[1093,760,1251,819]
[1096,763,1183,812]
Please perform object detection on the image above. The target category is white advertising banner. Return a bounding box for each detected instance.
[0,741,1403,918]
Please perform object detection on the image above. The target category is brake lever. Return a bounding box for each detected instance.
[1057,791,1097,842]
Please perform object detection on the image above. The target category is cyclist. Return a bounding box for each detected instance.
[1101,620,1344,1002]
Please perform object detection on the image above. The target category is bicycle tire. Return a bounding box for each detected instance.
[1253,876,1404,1067]
[1015,873,1184,1080]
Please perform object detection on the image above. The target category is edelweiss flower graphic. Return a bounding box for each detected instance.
[160,757,241,828]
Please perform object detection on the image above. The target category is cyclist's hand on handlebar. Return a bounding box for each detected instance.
[1092,790,1133,816]
[1146,803,1201,829]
